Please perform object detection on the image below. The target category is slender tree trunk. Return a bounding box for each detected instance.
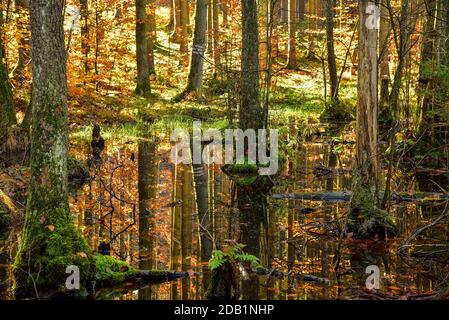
[222,0,228,27]
[419,0,436,130]
[325,0,338,101]
[135,0,151,96]
[180,0,189,65]
[79,0,90,76]
[13,0,92,297]
[0,7,16,137]
[207,0,213,53]
[287,0,297,68]
[185,0,207,93]
[181,165,192,299]
[11,0,30,80]
[212,0,220,72]
[379,0,390,114]
[389,0,411,120]
[241,0,263,130]
[147,0,156,74]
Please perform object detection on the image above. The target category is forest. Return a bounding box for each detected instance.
[1,0,449,301]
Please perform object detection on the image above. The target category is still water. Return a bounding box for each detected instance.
[1,121,447,300]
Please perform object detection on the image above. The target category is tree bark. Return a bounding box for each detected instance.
[287,0,297,68]
[13,0,93,298]
[353,0,379,207]
[241,0,263,131]
[180,0,189,65]
[147,0,156,74]
[185,0,207,93]
[325,0,338,101]
[135,0,151,97]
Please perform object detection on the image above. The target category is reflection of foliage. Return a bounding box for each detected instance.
[208,243,260,271]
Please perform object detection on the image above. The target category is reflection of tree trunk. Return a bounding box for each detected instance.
[192,162,212,294]
[192,163,212,260]
[181,165,192,299]
[138,139,158,300]
[236,179,272,300]
[170,164,182,299]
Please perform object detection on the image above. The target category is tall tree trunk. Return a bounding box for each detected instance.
[135,0,151,97]
[241,0,263,130]
[79,0,90,76]
[353,0,379,209]
[389,0,411,120]
[222,0,228,27]
[13,0,92,297]
[325,0,338,102]
[379,0,390,114]
[287,0,297,68]
[212,0,220,72]
[185,0,207,93]
[419,0,436,131]
[11,0,30,80]
[147,0,156,74]
[171,0,182,41]
[180,0,189,65]
[207,0,213,54]
[0,6,16,138]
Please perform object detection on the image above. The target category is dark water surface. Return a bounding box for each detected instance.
[1,121,448,300]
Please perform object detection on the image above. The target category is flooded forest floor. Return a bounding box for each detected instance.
[1,62,449,300]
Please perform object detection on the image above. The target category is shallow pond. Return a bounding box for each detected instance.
[1,121,448,300]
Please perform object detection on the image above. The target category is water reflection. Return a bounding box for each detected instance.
[1,122,444,300]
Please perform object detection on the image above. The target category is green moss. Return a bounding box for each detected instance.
[94,255,139,285]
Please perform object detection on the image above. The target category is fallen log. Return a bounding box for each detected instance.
[272,191,449,203]
[255,268,330,285]
[273,192,353,202]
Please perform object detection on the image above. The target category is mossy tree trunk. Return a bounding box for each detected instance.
[0,8,17,138]
[351,1,396,238]
[354,0,379,207]
[13,0,93,298]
